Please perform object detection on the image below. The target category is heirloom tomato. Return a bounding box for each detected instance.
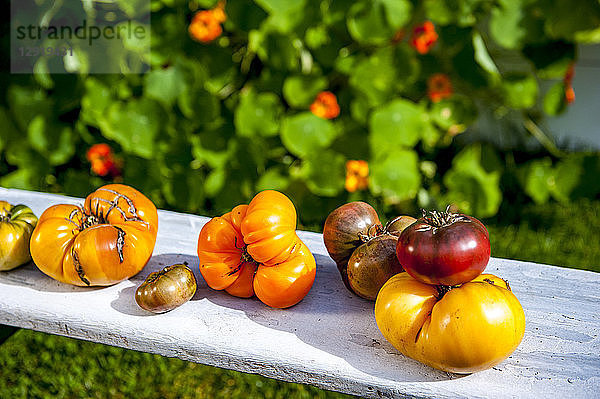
[0,202,38,271]
[397,207,490,286]
[346,233,403,300]
[30,184,158,286]
[197,190,316,308]
[375,273,525,374]
[136,264,197,313]
[323,202,381,289]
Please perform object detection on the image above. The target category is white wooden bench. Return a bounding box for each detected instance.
[0,187,598,398]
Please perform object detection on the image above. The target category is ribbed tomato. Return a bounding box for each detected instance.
[30,184,158,286]
[197,191,315,308]
[375,273,525,374]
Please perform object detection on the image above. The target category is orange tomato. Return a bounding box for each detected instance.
[197,190,316,308]
[30,184,158,286]
[375,273,525,373]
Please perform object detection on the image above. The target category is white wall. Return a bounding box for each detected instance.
[548,44,600,150]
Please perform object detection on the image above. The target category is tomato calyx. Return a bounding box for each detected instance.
[357,218,405,243]
[228,236,258,277]
[420,206,469,231]
[434,284,459,299]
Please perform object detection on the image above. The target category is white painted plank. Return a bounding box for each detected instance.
[0,187,598,398]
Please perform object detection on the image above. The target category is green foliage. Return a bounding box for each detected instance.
[1,0,598,223]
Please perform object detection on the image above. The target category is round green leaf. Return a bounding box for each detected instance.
[104,99,164,159]
[283,75,328,108]
[369,99,424,152]
[145,67,187,107]
[280,112,336,157]
[350,46,419,107]
[234,90,283,137]
[443,144,502,217]
[370,150,421,203]
[300,150,346,197]
[502,74,538,109]
[543,81,567,116]
[256,167,290,192]
[430,95,477,130]
[27,116,76,166]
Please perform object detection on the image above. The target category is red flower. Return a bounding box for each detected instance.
[411,21,438,55]
[87,144,121,177]
[189,2,227,44]
[345,160,369,192]
[427,73,453,103]
[564,63,575,105]
[310,91,340,119]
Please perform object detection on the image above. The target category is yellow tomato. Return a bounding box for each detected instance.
[0,201,38,271]
[375,273,525,374]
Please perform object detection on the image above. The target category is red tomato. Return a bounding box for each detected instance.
[396,207,490,286]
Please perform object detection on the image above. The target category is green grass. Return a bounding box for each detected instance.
[1,199,598,398]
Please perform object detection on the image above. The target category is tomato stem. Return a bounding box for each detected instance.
[358,224,384,243]
[422,205,468,228]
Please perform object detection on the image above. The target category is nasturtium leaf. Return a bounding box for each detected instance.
[234,90,282,137]
[283,75,328,108]
[191,127,236,169]
[178,86,220,122]
[300,150,346,197]
[369,99,424,153]
[425,0,484,27]
[369,150,421,203]
[380,0,412,30]
[502,74,538,109]
[27,116,76,166]
[430,95,477,130]
[7,86,52,132]
[204,168,227,197]
[543,81,567,116]
[550,155,583,202]
[347,1,393,45]
[255,31,301,71]
[280,112,336,157]
[256,167,290,192]
[517,158,553,204]
[226,1,268,31]
[104,99,164,159]
[145,67,187,107]
[489,1,526,49]
[443,144,502,217]
[347,0,411,44]
[350,46,418,107]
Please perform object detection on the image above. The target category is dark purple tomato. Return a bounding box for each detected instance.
[396,208,490,286]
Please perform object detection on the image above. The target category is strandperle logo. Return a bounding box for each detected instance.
[11,0,150,74]
[15,20,147,47]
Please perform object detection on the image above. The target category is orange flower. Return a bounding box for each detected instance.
[310,91,340,119]
[87,144,121,177]
[345,160,369,192]
[189,9,223,43]
[564,63,575,105]
[427,73,453,103]
[410,21,438,55]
